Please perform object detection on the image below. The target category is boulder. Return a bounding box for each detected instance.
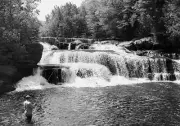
[13,43,43,77]
[70,43,77,50]
[0,65,20,94]
[0,81,15,94]
[25,42,43,64]
[0,42,43,94]
[119,37,161,51]
[57,42,69,49]
[118,41,137,50]
[76,43,90,49]
[70,40,83,50]
[39,64,70,84]
[73,40,83,44]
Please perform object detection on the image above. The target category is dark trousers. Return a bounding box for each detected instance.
[26,115,32,123]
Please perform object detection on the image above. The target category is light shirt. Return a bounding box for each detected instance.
[23,100,33,116]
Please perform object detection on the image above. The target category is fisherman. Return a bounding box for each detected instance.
[23,95,33,123]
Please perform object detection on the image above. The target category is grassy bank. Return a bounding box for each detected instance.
[1,82,180,126]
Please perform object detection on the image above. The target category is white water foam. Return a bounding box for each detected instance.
[38,42,58,65]
[63,75,151,88]
[15,68,52,92]
[61,63,111,79]
[15,73,180,90]
[14,68,180,90]
[90,43,133,55]
[39,42,58,51]
[64,75,180,88]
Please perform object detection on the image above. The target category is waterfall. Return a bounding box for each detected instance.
[14,42,180,90]
[15,67,50,91]
[39,50,180,79]
[68,43,71,50]
[35,42,180,87]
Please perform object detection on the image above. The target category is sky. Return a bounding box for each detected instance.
[37,0,83,21]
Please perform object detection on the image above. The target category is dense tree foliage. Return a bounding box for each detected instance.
[40,3,88,38]
[0,0,41,43]
[40,0,180,44]
[1,0,180,44]
[164,1,180,40]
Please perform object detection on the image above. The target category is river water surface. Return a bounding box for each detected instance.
[1,82,180,126]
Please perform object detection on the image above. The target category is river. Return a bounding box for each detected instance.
[1,42,180,126]
[1,82,180,126]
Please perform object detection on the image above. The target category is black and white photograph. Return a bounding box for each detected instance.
[1,0,180,125]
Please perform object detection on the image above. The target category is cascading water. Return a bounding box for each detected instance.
[15,42,58,91]
[39,44,180,80]
[4,42,180,126]
[16,42,180,90]
[15,67,50,91]
[68,43,71,50]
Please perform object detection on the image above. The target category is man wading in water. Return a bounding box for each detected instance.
[23,95,33,123]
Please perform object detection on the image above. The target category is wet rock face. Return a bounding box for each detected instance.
[14,43,43,78]
[134,50,180,61]
[70,40,91,50]
[56,42,69,49]
[42,68,62,84]
[40,65,69,84]
[76,43,90,50]
[0,42,43,66]
[0,42,43,94]
[119,37,180,60]
[25,43,43,64]
[120,37,162,51]
[0,65,20,94]
[133,37,154,50]
[46,39,91,50]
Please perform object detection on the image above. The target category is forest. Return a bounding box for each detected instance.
[0,0,41,43]
[1,0,180,46]
[40,0,180,46]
